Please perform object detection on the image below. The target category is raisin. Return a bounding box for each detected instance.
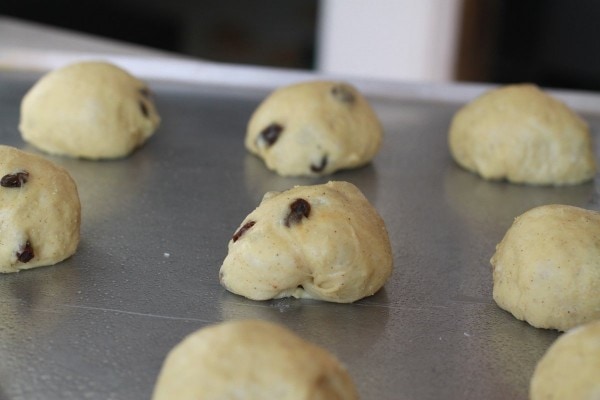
[139,87,151,98]
[139,101,149,118]
[331,84,355,103]
[233,221,256,242]
[1,171,29,188]
[259,123,283,146]
[310,156,328,173]
[17,241,34,263]
[285,199,311,227]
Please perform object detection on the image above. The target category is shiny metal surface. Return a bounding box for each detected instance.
[1,69,599,400]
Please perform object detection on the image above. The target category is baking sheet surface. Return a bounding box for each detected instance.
[1,70,599,400]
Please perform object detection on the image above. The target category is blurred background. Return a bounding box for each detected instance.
[1,0,599,91]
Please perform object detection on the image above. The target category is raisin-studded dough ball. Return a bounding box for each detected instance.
[530,320,600,399]
[491,204,600,331]
[219,181,392,303]
[0,145,80,273]
[19,61,160,159]
[153,319,359,400]
[449,84,595,185]
[245,81,383,176]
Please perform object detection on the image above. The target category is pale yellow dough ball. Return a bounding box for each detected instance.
[530,320,600,400]
[491,204,600,331]
[449,84,595,185]
[0,145,80,273]
[219,181,392,303]
[152,319,359,400]
[20,61,160,159]
[246,81,383,176]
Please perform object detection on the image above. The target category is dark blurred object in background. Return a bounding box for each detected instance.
[1,0,598,91]
[1,0,317,70]
[2,0,182,53]
[457,0,600,91]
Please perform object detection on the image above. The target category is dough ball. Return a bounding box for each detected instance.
[19,61,160,159]
[220,181,392,303]
[491,204,600,331]
[152,319,359,400]
[449,84,595,185]
[245,81,383,176]
[530,320,600,400]
[0,145,80,273]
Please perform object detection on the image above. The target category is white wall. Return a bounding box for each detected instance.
[316,0,464,82]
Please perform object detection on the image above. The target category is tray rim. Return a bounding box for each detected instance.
[2,48,600,115]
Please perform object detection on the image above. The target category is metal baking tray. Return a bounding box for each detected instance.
[1,64,599,400]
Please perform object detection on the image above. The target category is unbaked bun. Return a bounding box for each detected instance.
[449,84,595,185]
[246,81,383,176]
[19,61,160,159]
[491,204,600,331]
[0,145,80,273]
[152,319,359,400]
[220,181,392,303]
[530,320,600,399]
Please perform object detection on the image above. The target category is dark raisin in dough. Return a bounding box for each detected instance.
[233,221,256,242]
[139,87,151,98]
[310,156,328,173]
[138,86,153,118]
[139,101,149,118]
[17,241,34,263]
[260,123,284,147]
[285,199,311,227]
[1,171,29,188]
[331,84,355,104]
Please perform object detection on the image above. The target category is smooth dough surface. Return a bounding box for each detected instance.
[152,319,359,400]
[220,181,392,303]
[491,204,600,331]
[449,84,595,185]
[0,145,80,273]
[530,320,600,400]
[20,61,160,159]
[245,81,383,176]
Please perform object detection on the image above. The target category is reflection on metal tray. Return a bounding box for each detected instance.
[0,68,599,400]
